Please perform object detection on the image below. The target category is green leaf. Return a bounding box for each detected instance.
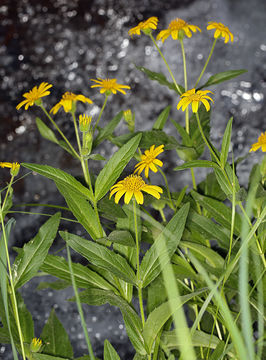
[139,130,178,150]
[32,353,69,360]
[181,241,224,268]
[175,146,200,162]
[220,117,233,168]
[58,140,78,158]
[94,111,123,147]
[35,117,59,144]
[209,341,227,360]
[142,290,206,352]
[191,190,242,235]
[94,133,142,201]
[199,69,247,89]
[69,288,147,355]
[0,218,19,358]
[153,106,171,130]
[16,292,34,343]
[98,197,126,221]
[186,209,230,250]
[161,329,220,350]
[13,212,60,289]
[61,231,136,284]
[37,280,70,291]
[40,309,73,358]
[108,230,135,247]
[214,162,240,199]
[104,339,121,360]
[22,163,93,202]
[55,181,101,240]
[170,119,191,146]
[41,254,118,292]
[135,65,183,94]
[174,160,220,171]
[140,203,190,288]
[0,327,10,343]
[84,153,106,161]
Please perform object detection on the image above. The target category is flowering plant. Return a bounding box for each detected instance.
[0,16,265,360]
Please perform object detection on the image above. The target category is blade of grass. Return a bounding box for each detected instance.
[66,242,95,360]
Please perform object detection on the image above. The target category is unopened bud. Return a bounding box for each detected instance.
[30,338,42,353]
[79,114,92,132]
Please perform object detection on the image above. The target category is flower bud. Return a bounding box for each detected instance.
[123,109,135,132]
[30,338,42,353]
[79,114,92,132]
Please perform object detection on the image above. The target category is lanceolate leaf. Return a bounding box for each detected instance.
[220,117,233,168]
[191,190,242,235]
[104,340,121,360]
[41,254,118,292]
[69,288,147,355]
[187,209,230,250]
[142,290,206,352]
[22,163,93,202]
[153,106,171,130]
[32,354,69,360]
[0,218,18,358]
[174,160,220,171]
[35,117,59,144]
[181,241,224,268]
[61,231,136,284]
[135,65,183,95]
[161,329,220,350]
[40,309,73,358]
[13,213,61,289]
[94,111,124,147]
[55,181,102,240]
[94,133,142,201]
[140,203,190,288]
[198,69,247,89]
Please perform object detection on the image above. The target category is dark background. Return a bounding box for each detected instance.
[0,0,265,358]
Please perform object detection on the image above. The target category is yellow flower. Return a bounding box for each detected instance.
[249,132,266,153]
[128,17,158,37]
[30,337,42,353]
[90,78,130,95]
[50,92,93,114]
[177,88,214,113]
[207,22,233,43]
[134,145,164,178]
[0,162,20,176]
[16,82,52,110]
[157,18,201,43]
[110,174,163,204]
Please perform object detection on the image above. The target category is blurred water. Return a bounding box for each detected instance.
[0,0,265,358]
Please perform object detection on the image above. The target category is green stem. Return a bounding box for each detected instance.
[157,167,175,210]
[149,34,182,95]
[180,39,187,92]
[133,200,145,327]
[195,38,217,88]
[239,203,266,268]
[195,112,221,165]
[40,105,80,159]
[0,177,26,360]
[93,95,109,135]
[66,244,95,360]
[71,112,93,194]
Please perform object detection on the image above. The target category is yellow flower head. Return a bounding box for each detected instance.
[50,92,93,114]
[16,82,52,110]
[207,22,233,43]
[157,18,201,43]
[134,145,164,178]
[128,17,158,37]
[110,174,163,204]
[91,78,131,96]
[249,132,266,153]
[30,337,42,353]
[0,162,20,176]
[177,88,214,113]
[79,114,92,132]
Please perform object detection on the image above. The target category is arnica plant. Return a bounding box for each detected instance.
[0,15,265,360]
